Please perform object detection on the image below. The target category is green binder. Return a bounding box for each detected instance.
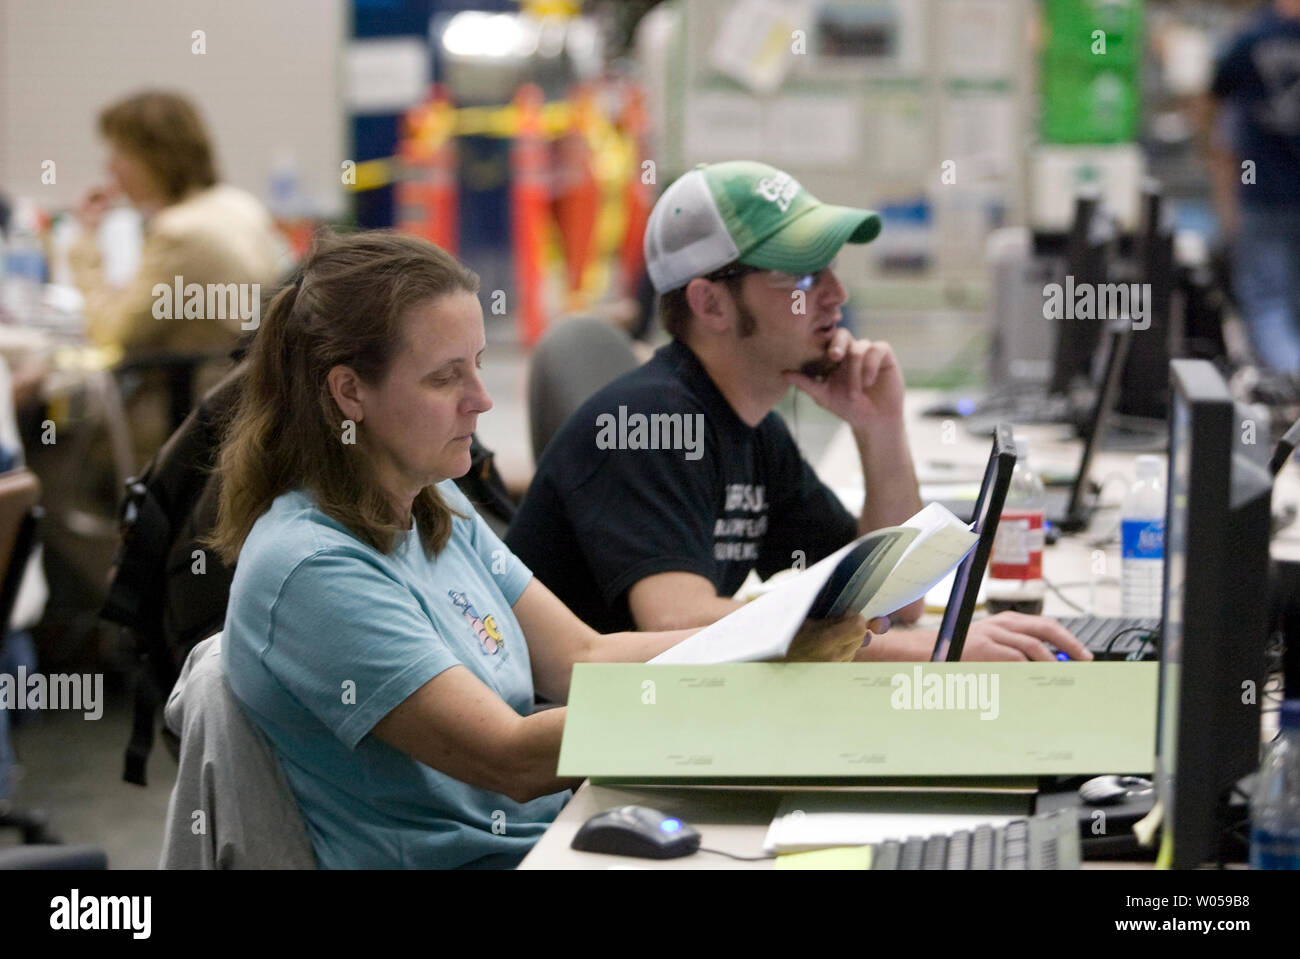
[558,662,1157,780]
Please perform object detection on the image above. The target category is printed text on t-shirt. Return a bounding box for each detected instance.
[715,484,767,561]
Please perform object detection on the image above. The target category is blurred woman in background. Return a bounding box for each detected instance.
[70,90,286,458]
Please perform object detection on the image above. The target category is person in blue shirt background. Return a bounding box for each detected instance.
[208,231,878,869]
[1208,0,1300,375]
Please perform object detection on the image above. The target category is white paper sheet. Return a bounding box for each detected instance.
[651,505,976,665]
[649,538,860,665]
[764,807,1020,853]
[763,792,1028,853]
[857,504,978,621]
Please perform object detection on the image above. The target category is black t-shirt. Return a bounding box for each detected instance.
[1211,8,1300,209]
[506,340,858,633]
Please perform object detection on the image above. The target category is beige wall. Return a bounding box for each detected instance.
[0,0,347,216]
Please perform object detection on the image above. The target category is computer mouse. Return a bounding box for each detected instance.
[921,397,977,418]
[570,805,701,859]
[1078,775,1153,806]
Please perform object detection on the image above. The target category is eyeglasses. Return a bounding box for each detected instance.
[705,257,838,292]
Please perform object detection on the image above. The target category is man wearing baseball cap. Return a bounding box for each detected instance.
[507,161,1088,662]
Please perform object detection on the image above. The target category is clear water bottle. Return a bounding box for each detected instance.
[1250,700,1300,869]
[268,149,301,219]
[1,198,46,322]
[1121,455,1165,618]
[987,435,1046,615]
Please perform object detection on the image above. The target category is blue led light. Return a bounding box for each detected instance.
[1055,651,1070,661]
[956,398,976,417]
[660,818,682,833]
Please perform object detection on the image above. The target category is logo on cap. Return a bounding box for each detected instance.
[755,172,801,212]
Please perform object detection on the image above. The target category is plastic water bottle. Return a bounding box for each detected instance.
[1,198,46,322]
[268,149,301,219]
[987,435,1046,615]
[1121,455,1165,618]
[1250,700,1300,869]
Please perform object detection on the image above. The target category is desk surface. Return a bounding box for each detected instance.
[521,389,1299,869]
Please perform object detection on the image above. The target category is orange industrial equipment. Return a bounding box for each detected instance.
[551,84,601,303]
[510,84,549,347]
[617,82,653,297]
[396,85,459,254]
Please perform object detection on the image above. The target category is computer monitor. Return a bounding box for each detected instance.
[1049,190,1114,398]
[1155,359,1273,869]
[930,424,1016,663]
[1269,414,1300,477]
[1118,179,1175,422]
[1055,320,1132,532]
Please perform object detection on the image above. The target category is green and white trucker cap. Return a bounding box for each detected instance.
[644,160,882,293]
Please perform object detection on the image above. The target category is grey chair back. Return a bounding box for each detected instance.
[528,318,640,463]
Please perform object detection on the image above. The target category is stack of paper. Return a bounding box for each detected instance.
[762,792,1030,854]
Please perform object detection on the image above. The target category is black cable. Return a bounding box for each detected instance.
[1102,625,1159,659]
[1268,414,1300,476]
[698,846,776,862]
[1041,575,1091,613]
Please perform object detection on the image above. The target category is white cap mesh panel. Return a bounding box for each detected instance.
[643,169,740,292]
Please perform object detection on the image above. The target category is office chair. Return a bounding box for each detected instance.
[0,469,61,851]
[160,633,317,869]
[527,317,641,464]
[114,347,236,438]
[0,845,107,869]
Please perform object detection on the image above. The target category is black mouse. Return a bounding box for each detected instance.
[570,805,701,859]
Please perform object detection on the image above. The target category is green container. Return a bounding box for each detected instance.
[1040,0,1143,143]
[1041,62,1139,143]
[1044,0,1143,61]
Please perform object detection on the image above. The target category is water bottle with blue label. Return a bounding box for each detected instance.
[1121,455,1164,618]
[1,198,46,322]
[1251,700,1300,869]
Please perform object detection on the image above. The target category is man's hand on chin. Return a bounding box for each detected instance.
[781,329,907,430]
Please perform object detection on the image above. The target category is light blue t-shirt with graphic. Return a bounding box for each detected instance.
[222,480,569,869]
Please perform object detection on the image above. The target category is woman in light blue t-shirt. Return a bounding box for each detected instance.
[208,231,869,869]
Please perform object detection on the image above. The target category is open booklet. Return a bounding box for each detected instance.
[649,503,978,665]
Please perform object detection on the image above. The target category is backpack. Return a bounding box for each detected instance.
[102,362,519,785]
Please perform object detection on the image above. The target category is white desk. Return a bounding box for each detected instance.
[520,390,1299,869]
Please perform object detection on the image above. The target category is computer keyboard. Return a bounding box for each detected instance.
[1056,616,1160,660]
[870,810,1081,870]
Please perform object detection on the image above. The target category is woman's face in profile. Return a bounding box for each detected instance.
[105,142,166,210]
[360,291,492,495]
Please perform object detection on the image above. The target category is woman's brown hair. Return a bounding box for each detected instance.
[98,91,218,203]
[207,230,480,564]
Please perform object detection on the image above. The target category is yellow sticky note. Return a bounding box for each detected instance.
[774,846,873,870]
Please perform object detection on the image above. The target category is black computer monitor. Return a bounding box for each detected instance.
[1049,190,1114,398]
[1119,180,1175,421]
[1055,320,1132,532]
[930,424,1016,663]
[1270,414,1300,477]
[1155,359,1273,869]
